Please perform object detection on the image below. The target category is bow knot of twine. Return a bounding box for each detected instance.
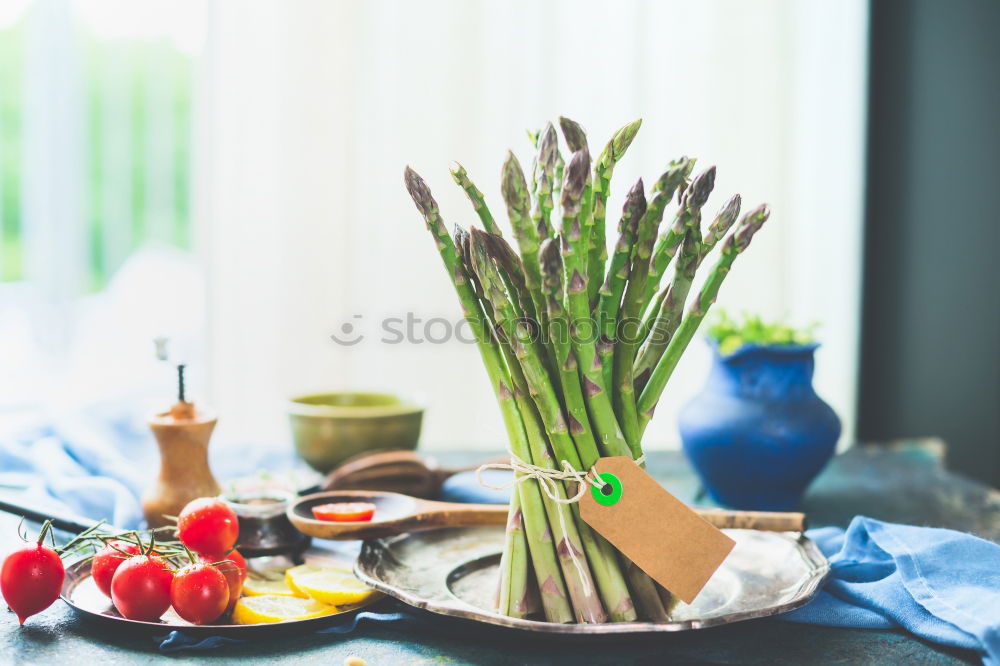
[476,452,646,505]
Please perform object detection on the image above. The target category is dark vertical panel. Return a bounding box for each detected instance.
[860,0,1000,486]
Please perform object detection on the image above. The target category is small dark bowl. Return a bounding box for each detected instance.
[222,491,310,558]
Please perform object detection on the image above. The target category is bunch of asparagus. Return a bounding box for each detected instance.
[404,117,769,624]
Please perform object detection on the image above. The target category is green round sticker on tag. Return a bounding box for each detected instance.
[591,472,623,506]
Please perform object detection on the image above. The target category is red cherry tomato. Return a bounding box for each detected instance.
[1,542,65,624]
[170,562,229,625]
[91,540,141,598]
[176,498,239,554]
[110,554,173,621]
[311,502,376,522]
[200,549,246,611]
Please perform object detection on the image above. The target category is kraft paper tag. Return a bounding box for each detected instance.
[579,456,736,604]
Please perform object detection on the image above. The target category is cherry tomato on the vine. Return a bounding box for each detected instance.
[170,562,229,625]
[200,549,246,611]
[91,540,141,598]
[1,539,64,625]
[110,554,173,621]
[176,498,239,554]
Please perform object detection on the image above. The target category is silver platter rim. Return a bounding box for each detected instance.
[354,527,830,635]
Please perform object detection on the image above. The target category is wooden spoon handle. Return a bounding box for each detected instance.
[412,501,509,530]
[417,501,805,533]
[695,510,806,532]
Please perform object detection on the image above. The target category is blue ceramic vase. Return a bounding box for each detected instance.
[678,342,840,510]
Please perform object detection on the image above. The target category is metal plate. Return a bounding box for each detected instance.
[355,526,828,634]
[60,552,379,638]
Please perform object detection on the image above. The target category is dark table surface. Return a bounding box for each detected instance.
[1,439,997,665]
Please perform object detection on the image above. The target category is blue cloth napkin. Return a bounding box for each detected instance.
[2,412,998,661]
[0,408,153,529]
[157,609,418,653]
[783,516,1000,665]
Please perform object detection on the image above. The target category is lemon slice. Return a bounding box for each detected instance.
[242,575,302,598]
[291,570,380,606]
[285,563,325,597]
[231,595,338,624]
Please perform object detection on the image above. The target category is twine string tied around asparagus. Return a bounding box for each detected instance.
[476,453,645,504]
[476,452,646,599]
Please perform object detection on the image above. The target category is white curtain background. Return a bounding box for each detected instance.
[198,0,868,453]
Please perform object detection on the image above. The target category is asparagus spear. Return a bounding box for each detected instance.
[610,159,694,453]
[701,193,742,258]
[532,123,560,241]
[450,163,504,237]
[497,491,530,617]
[555,153,673,620]
[637,189,738,353]
[501,151,547,322]
[634,194,740,391]
[642,167,716,315]
[591,119,642,306]
[539,239,641,623]
[558,149,631,458]
[637,204,770,433]
[558,117,604,308]
[538,238,600,459]
[527,129,540,198]
[634,227,700,394]
[596,179,646,388]
[472,215,541,339]
[404,167,573,623]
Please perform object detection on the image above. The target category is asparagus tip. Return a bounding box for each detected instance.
[628,177,644,197]
[558,116,588,152]
[653,157,695,197]
[539,237,562,278]
[539,123,559,169]
[404,166,436,217]
[703,194,742,248]
[685,166,717,210]
[560,148,591,210]
[726,203,770,252]
[502,150,526,188]
[721,193,742,221]
[626,178,647,212]
[609,118,643,161]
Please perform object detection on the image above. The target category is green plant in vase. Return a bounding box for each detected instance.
[708,310,818,356]
[404,117,770,623]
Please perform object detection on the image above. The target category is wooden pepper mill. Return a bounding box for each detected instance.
[142,364,222,528]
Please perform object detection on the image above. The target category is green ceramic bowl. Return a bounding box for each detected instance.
[288,392,423,473]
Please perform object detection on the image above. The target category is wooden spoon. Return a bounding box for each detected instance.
[287,490,807,541]
[318,449,507,498]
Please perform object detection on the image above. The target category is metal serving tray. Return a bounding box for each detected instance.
[355,525,828,634]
